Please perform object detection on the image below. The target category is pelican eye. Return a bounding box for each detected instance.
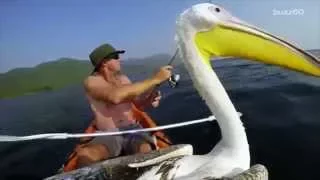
[215,7,220,12]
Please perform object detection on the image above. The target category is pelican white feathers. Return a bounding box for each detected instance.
[129,3,320,180]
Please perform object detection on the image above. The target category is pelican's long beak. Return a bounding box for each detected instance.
[194,16,320,76]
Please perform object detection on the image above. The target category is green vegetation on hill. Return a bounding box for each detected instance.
[0,54,179,98]
[0,58,91,98]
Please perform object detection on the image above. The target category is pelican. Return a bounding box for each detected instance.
[129,3,320,180]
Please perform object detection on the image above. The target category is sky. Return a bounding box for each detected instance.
[0,0,319,73]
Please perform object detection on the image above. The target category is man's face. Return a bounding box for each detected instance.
[102,53,121,72]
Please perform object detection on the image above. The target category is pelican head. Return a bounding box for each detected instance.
[176,3,320,76]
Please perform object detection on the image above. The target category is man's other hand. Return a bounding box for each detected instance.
[150,91,162,108]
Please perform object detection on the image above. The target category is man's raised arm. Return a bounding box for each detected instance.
[84,66,172,104]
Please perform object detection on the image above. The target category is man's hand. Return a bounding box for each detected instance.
[134,90,162,109]
[131,65,171,109]
[149,90,162,108]
[152,65,173,85]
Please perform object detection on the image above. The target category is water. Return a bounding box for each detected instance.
[0,59,319,180]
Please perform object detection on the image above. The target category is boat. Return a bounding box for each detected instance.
[60,103,173,173]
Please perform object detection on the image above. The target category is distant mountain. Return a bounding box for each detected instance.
[0,54,180,98]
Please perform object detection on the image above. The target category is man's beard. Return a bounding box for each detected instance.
[110,70,123,87]
[113,70,122,75]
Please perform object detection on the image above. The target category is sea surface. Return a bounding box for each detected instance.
[0,59,319,180]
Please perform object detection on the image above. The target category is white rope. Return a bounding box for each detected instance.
[0,112,242,142]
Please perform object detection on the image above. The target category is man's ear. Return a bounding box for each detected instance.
[101,61,108,68]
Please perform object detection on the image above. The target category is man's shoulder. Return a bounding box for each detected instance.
[84,74,110,89]
[84,75,102,83]
[86,74,104,80]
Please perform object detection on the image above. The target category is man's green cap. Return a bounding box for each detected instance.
[89,43,125,73]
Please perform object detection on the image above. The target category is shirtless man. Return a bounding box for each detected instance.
[77,43,172,168]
